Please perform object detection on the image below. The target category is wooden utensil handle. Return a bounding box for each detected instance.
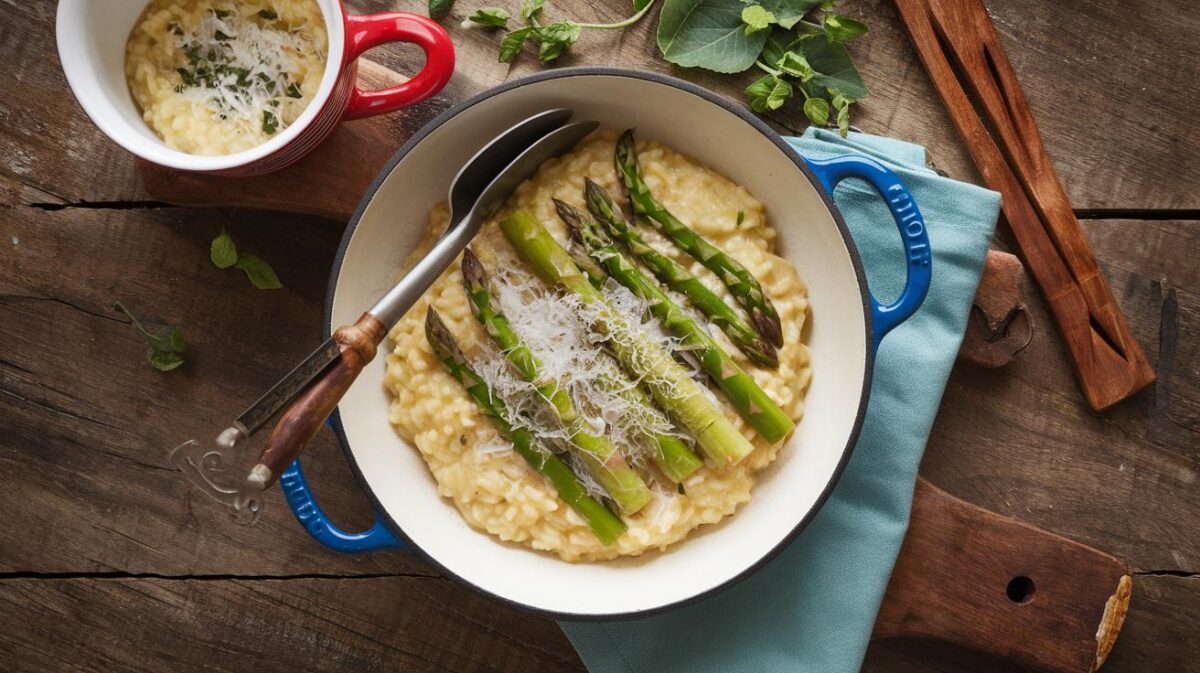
[875,478,1131,672]
[251,313,387,488]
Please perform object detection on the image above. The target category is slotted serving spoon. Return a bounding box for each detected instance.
[171,109,599,522]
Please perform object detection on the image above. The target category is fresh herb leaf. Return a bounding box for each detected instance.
[210,229,238,269]
[658,0,770,74]
[520,0,545,22]
[285,82,302,98]
[741,5,776,35]
[257,9,278,20]
[831,89,851,136]
[114,302,187,372]
[262,110,279,134]
[499,28,532,62]
[429,0,454,19]
[800,35,868,100]
[468,7,510,28]
[745,73,793,112]
[759,0,822,29]
[235,254,283,290]
[779,50,813,79]
[803,96,830,125]
[634,0,654,9]
[823,13,867,41]
[736,210,745,226]
[533,21,581,62]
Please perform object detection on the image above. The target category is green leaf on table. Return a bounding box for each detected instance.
[831,89,851,136]
[520,0,545,22]
[114,302,187,372]
[235,254,283,290]
[760,29,796,69]
[779,50,813,79]
[803,96,830,126]
[634,0,654,10]
[759,0,822,29]
[741,5,777,35]
[658,0,770,74]
[468,8,510,28]
[823,13,867,41]
[499,28,531,62]
[800,35,868,100]
[429,0,454,18]
[210,229,238,269]
[745,74,793,112]
[532,21,581,62]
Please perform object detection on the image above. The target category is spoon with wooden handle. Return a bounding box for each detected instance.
[170,110,600,520]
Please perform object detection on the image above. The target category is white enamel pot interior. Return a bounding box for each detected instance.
[327,68,872,619]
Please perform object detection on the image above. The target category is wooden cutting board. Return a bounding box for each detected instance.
[140,60,1132,673]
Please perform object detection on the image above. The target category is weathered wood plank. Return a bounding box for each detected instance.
[3,0,1197,208]
[920,220,1200,572]
[0,576,585,673]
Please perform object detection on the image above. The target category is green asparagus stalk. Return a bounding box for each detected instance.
[600,376,704,483]
[424,308,625,545]
[614,130,784,348]
[500,210,755,466]
[461,249,652,515]
[584,179,778,368]
[557,199,795,444]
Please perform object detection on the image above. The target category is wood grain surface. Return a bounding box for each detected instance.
[2,0,1198,672]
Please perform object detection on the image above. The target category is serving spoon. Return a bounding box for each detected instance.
[171,109,599,522]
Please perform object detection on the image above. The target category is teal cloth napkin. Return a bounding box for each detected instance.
[561,129,1001,673]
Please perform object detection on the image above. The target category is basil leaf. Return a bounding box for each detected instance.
[149,350,185,372]
[745,74,793,112]
[741,5,776,35]
[801,36,868,100]
[210,229,238,269]
[520,0,544,22]
[429,0,454,18]
[779,50,813,79]
[235,254,283,290]
[803,96,830,126]
[824,13,868,42]
[658,0,770,74]
[499,28,531,63]
[759,0,822,30]
[468,8,510,28]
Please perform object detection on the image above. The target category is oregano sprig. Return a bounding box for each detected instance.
[471,0,658,64]
[210,228,283,290]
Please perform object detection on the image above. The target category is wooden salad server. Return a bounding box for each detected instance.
[892,0,1156,411]
[170,110,600,521]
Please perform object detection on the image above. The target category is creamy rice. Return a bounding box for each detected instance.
[125,0,326,155]
[383,131,812,562]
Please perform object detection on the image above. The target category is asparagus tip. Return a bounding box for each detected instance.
[751,308,785,349]
[424,307,464,362]
[461,246,486,289]
[552,198,584,242]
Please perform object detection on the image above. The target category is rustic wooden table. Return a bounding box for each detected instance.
[2,0,1197,671]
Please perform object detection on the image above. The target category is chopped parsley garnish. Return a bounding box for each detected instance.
[285,82,302,98]
[262,110,278,134]
[257,9,278,20]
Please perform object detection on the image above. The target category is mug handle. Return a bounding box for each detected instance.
[342,13,455,121]
[280,422,404,553]
[803,155,933,349]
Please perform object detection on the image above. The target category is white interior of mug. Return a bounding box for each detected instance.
[330,73,871,617]
[55,0,346,171]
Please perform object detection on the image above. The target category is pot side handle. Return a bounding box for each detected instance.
[803,155,932,349]
[280,421,404,554]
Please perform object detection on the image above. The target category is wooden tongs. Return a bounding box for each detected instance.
[892,0,1155,411]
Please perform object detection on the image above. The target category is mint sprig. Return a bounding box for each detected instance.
[209,229,284,290]
[478,0,658,65]
[114,302,187,372]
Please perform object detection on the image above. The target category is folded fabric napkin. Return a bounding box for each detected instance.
[561,129,1001,673]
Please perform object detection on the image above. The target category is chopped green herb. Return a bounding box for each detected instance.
[678,482,686,495]
[429,0,454,18]
[285,82,302,98]
[467,7,510,28]
[114,302,187,372]
[211,8,231,19]
[736,210,745,227]
[213,30,233,41]
[257,9,278,20]
[236,254,283,290]
[262,110,278,134]
[210,229,238,269]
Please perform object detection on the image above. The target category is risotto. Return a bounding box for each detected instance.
[125,0,327,155]
[384,131,812,562]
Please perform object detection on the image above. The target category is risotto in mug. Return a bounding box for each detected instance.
[125,0,327,155]
[383,130,813,562]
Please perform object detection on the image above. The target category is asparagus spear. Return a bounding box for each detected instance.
[614,130,784,348]
[557,200,795,444]
[584,179,778,368]
[424,308,626,545]
[500,210,755,466]
[461,249,652,515]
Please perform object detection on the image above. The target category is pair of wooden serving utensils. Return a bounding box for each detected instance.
[893,0,1156,411]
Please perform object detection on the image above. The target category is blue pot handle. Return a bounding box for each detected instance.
[279,420,404,554]
[803,155,932,349]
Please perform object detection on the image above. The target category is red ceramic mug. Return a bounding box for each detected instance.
[57,0,456,176]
